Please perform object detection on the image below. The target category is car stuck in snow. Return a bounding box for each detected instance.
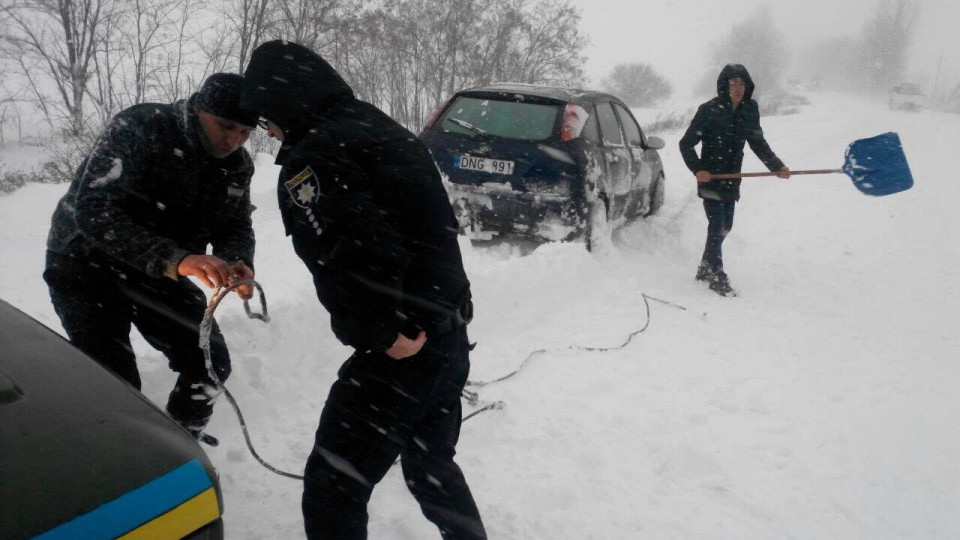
[420,83,666,250]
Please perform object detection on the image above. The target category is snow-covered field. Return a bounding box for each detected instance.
[1,91,958,539]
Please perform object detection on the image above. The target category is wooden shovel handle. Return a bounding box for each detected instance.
[709,169,842,179]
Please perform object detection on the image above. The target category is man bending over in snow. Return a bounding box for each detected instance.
[43,73,258,445]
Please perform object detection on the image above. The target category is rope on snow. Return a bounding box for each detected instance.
[199,279,685,479]
[198,280,502,480]
[460,293,686,411]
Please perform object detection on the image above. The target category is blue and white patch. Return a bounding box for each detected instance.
[285,166,321,208]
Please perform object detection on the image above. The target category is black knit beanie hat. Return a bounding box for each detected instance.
[194,73,259,127]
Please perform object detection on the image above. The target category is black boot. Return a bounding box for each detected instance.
[708,269,737,297]
[695,263,715,282]
[166,377,222,445]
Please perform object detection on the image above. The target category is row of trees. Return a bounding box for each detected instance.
[601,63,672,107]
[0,0,588,141]
[707,0,921,97]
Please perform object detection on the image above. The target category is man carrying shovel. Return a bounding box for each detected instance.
[680,63,790,296]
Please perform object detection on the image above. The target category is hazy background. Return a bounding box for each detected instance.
[573,0,960,97]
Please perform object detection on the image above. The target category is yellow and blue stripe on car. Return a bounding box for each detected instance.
[32,459,220,540]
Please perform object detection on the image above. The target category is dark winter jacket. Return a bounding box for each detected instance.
[46,97,256,279]
[679,64,785,201]
[242,41,471,353]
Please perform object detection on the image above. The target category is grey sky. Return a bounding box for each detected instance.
[569,0,960,97]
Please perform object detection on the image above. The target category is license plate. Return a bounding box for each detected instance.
[455,155,514,175]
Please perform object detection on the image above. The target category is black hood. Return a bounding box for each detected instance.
[241,40,354,132]
[716,63,755,102]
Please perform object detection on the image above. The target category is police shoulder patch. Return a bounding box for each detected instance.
[285,166,322,208]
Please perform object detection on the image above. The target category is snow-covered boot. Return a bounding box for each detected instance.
[709,270,737,297]
[197,432,220,447]
[178,422,219,446]
[695,263,715,282]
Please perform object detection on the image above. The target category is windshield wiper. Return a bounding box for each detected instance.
[444,116,487,136]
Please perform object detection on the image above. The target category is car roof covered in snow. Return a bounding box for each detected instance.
[458,83,622,106]
[0,298,221,538]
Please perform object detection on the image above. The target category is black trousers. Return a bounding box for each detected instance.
[43,250,231,430]
[302,324,486,540]
[701,199,736,271]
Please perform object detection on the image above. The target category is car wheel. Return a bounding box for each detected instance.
[585,195,609,252]
[644,173,665,217]
[184,518,224,540]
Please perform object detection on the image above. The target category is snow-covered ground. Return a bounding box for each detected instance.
[1,91,958,539]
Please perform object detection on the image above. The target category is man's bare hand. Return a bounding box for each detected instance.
[695,170,712,183]
[228,261,255,300]
[177,254,233,289]
[776,167,791,179]
[386,331,426,359]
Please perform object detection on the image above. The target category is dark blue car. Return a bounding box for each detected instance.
[420,83,665,249]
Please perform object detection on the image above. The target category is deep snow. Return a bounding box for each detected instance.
[1,91,958,539]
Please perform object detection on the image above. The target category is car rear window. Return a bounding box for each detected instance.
[437,96,559,141]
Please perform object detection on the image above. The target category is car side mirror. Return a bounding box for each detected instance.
[645,136,665,150]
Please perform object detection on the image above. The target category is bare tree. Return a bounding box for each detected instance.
[469,0,525,85]
[87,2,127,126]
[338,0,586,131]
[506,0,587,86]
[196,21,235,77]
[2,0,114,136]
[154,0,204,102]
[0,105,8,146]
[702,4,788,97]
[272,0,334,51]
[222,0,273,72]
[602,63,672,107]
[127,0,181,103]
[857,0,919,91]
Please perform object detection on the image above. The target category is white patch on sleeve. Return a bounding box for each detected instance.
[90,158,123,187]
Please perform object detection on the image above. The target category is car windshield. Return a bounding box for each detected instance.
[438,96,559,141]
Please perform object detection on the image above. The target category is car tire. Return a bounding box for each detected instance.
[184,518,225,540]
[585,195,609,252]
[644,173,665,217]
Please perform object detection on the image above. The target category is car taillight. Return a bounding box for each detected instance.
[560,104,588,142]
[423,97,455,131]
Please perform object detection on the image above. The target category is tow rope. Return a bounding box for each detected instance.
[198,280,306,480]
[197,282,502,481]
[199,282,685,481]
[461,293,686,410]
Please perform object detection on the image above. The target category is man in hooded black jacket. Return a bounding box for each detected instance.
[241,41,486,540]
[679,64,790,296]
[43,73,258,441]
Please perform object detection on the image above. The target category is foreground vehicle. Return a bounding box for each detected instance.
[420,83,665,249]
[0,299,225,540]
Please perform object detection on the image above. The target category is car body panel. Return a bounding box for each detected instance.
[0,299,223,539]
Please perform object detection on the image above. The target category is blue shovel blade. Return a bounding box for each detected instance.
[841,132,914,196]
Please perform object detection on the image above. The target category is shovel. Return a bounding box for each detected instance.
[709,132,913,196]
